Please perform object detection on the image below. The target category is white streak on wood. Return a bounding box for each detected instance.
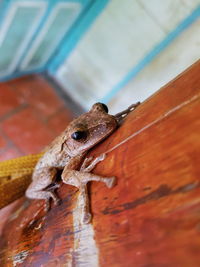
[105,93,200,154]
[72,193,99,267]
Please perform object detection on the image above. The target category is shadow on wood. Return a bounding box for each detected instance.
[0,60,200,266]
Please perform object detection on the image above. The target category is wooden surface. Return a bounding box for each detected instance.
[0,74,75,238]
[0,60,200,266]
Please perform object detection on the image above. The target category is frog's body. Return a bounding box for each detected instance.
[26,102,140,223]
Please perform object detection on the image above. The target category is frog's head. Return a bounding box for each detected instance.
[64,103,118,156]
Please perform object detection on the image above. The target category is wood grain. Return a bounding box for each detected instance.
[0,60,200,266]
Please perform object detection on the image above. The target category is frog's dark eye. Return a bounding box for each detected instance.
[101,103,109,113]
[71,131,86,140]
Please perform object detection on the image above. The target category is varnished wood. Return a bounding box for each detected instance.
[0,60,200,266]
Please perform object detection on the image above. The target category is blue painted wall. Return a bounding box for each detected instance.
[101,5,200,104]
[0,0,199,108]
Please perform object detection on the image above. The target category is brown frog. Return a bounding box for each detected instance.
[26,102,140,223]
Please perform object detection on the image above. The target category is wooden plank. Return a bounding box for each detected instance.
[90,60,200,267]
[0,60,200,266]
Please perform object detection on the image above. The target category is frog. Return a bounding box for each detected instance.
[26,102,140,223]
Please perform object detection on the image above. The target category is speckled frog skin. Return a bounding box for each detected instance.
[26,102,140,223]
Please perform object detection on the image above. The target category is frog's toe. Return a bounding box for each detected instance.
[98,153,106,161]
[55,198,62,206]
[85,156,93,165]
[44,198,51,212]
[106,176,116,188]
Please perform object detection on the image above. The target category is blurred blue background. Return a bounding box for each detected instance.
[0,0,199,112]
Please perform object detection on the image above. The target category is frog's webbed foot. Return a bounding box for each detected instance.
[61,168,116,224]
[44,191,61,212]
[52,192,62,206]
[115,101,140,123]
[105,176,116,188]
[80,156,94,171]
[26,167,61,211]
[26,185,61,213]
[74,177,116,224]
[44,198,51,212]
[46,182,61,191]
[80,153,106,172]
[43,190,61,212]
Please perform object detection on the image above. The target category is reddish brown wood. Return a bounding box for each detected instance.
[0,74,75,238]
[0,61,200,266]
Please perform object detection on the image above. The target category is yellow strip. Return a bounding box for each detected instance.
[0,153,44,177]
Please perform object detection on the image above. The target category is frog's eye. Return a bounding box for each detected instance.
[101,103,109,113]
[71,131,86,140]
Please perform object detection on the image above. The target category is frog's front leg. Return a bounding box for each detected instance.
[26,167,61,210]
[61,168,116,223]
[80,153,106,172]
